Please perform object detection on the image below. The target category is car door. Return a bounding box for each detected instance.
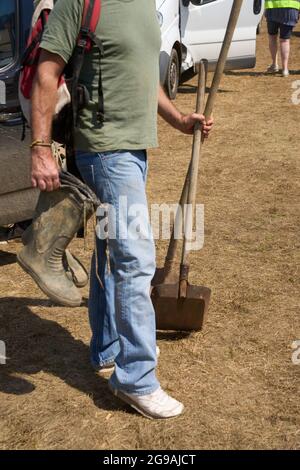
[156,0,182,98]
[180,0,263,70]
[0,0,33,120]
[0,0,38,227]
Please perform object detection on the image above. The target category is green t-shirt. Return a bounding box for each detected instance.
[40,0,161,152]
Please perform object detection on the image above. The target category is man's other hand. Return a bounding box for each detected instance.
[179,113,214,137]
[31,148,60,192]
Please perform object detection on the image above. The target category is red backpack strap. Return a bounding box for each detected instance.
[21,9,50,66]
[20,9,51,100]
[77,0,101,52]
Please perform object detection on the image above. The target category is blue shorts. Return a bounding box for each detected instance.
[267,20,294,39]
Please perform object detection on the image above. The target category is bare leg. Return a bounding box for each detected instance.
[268,34,278,66]
[280,39,290,72]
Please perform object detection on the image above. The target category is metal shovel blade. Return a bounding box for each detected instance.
[152,283,211,331]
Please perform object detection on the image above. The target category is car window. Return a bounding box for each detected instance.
[0,1,16,69]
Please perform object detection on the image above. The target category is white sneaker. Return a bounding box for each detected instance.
[266,64,279,74]
[109,384,184,419]
[282,69,289,77]
[94,346,160,375]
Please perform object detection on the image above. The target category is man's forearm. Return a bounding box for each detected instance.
[30,51,66,192]
[157,85,183,131]
[31,51,66,143]
[158,85,213,137]
[31,72,58,143]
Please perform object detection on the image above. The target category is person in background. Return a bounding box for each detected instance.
[265,0,300,77]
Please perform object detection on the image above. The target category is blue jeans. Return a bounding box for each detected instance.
[75,150,159,395]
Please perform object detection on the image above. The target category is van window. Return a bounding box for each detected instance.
[0,1,16,69]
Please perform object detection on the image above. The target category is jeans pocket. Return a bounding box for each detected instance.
[99,151,122,162]
[76,162,96,194]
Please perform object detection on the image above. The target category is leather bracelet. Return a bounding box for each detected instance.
[30,139,52,149]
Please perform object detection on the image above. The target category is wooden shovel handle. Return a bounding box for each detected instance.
[205,0,243,120]
[163,59,207,281]
[163,0,244,285]
[179,0,244,298]
[162,160,190,279]
[179,60,207,298]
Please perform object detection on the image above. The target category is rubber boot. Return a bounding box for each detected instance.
[64,250,89,288]
[17,172,99,307]
[22,226,89,288]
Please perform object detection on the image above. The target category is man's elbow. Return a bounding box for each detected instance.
[36,49,66,84]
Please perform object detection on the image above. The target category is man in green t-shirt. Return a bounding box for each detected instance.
[30,0,213,419]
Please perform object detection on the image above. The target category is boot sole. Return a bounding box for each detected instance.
[108,383,184,420]
[17,253,82,307]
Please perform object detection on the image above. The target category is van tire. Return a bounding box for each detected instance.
[257,18,263,35]
[165,48,180,100]
[256,23,261,35]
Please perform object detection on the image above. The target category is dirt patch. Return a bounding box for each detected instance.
[0,22,299,449]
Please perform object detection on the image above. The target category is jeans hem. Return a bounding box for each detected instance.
[91,356,116,368]
[109,379,160,396]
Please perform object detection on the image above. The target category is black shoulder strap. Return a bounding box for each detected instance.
[71,0,102,127]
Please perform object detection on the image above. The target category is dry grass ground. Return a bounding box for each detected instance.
[0,22,299,450]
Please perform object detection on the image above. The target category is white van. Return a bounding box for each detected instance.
[157,0,264,98]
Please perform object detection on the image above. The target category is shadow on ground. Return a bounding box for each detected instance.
[0,250,17,267]
[225,70,300,77]
[156,331,190,341]
[178,84,232,94]
[0,297,124,413]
